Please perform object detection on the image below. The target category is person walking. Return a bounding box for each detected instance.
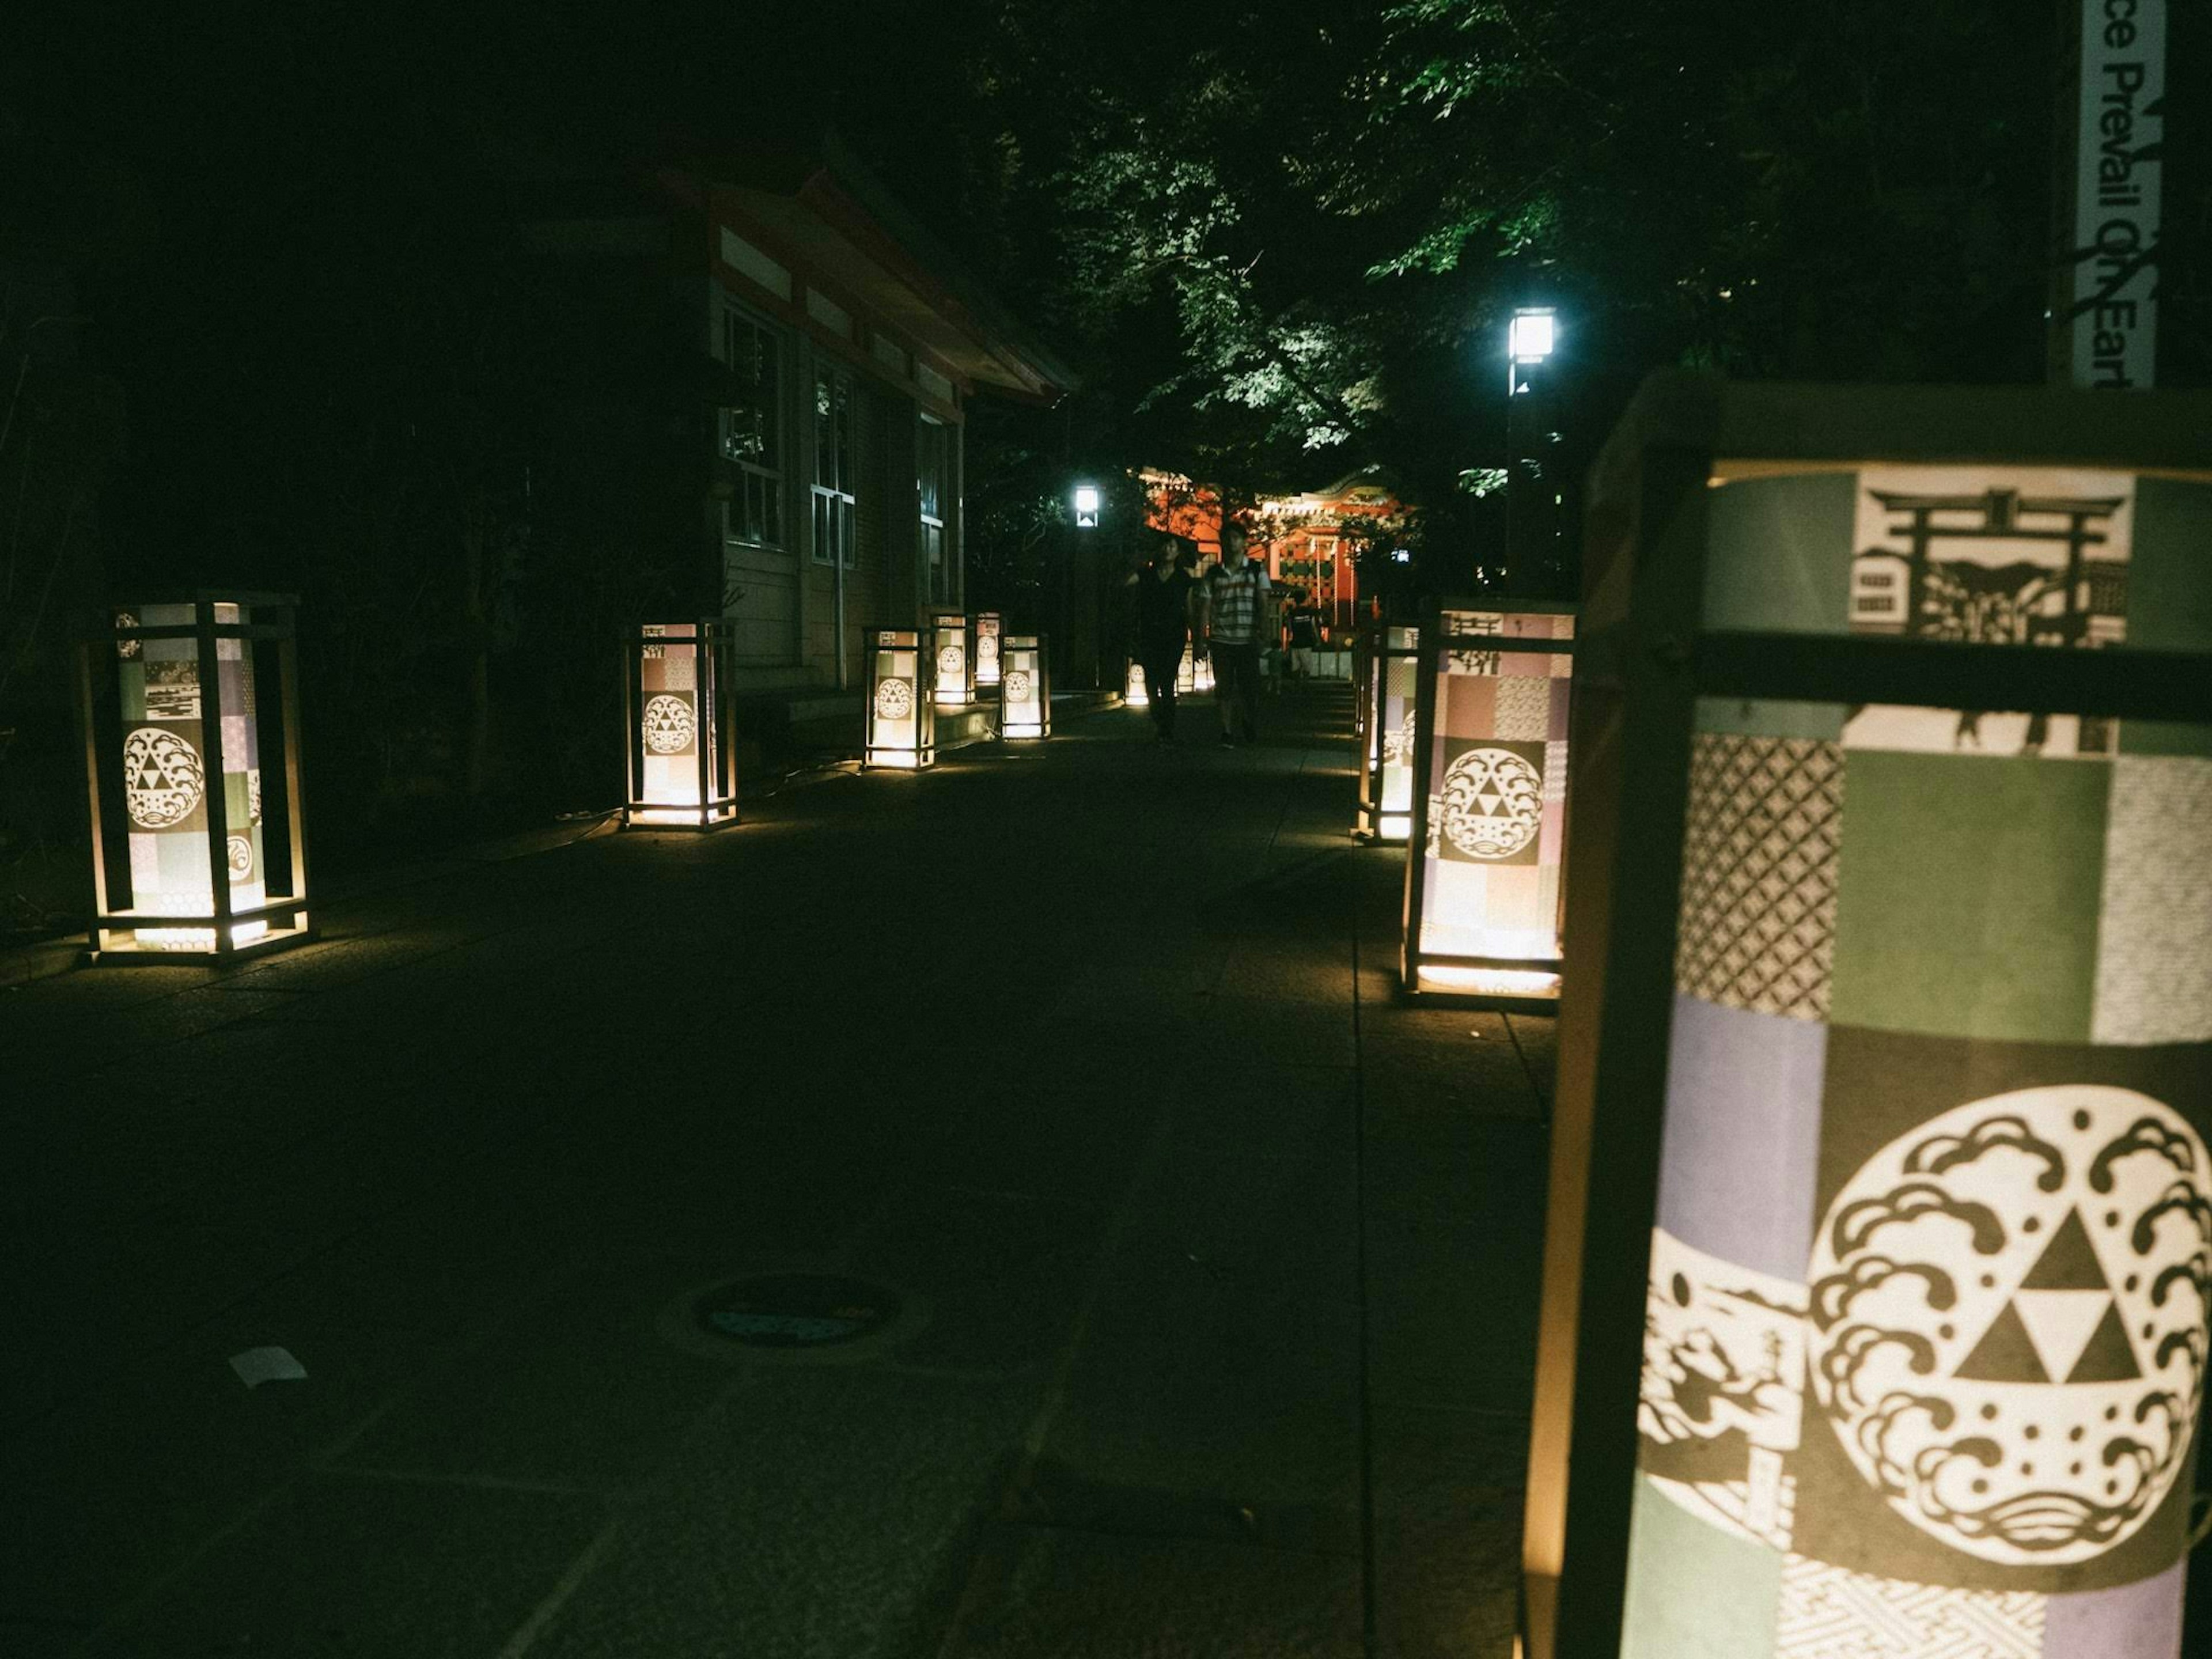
[1128,535,1200,743]
[1205,521,1270,747]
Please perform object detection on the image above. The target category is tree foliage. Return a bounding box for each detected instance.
[896,0,2194,590]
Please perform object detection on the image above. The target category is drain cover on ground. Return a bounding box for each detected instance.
[692,1274,902,1349]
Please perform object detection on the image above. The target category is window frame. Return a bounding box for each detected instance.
[810,363,858,569]
[919,414,950,603]
[719,303,785,551]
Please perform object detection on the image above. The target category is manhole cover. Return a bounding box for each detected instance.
[692,1274,902,1350]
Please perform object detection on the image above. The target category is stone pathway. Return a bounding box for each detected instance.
[0,684,1551,1657]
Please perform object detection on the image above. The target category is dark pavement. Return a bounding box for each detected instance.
[1,683,1554,1658]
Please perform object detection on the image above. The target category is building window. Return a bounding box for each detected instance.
[919,416,950,603]
[721,308,783,548]
[812,366,857,567]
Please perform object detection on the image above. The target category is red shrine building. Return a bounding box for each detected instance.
[1141,468,1403,636]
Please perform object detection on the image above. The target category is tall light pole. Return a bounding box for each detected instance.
[1063,483,1102,687]
[1505,307,1559,585]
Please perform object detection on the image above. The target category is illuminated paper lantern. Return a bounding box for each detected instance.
[622,620,738,829]
[1354,622,1420,842]
[1124,660,1150,707]
[929,608,972,707]
[1000,632,1050,739]
[1521,376,2212,1659]
[78,595,311,960]
[974,611,1003,689]
[1176,639,1196,694]
[864,626,935,768]
[1399,601,1574,1002]
[1194,650,1215,694]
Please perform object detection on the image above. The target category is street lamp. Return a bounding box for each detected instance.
[1505,308,1561,578]
[1508,307,1555,395]
[1073,484,1101,529]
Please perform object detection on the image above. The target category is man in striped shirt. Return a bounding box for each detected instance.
[1203,520,1270,747]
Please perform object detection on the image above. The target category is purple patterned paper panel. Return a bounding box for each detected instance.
[1440,671,1495,741]
[1494,676,1552,740]
[2042,1558,2184,1659]
[1501,612,1573,640]
[1658,995,1825,1282]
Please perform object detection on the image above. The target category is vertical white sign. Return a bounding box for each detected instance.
[2072,0,2165,389]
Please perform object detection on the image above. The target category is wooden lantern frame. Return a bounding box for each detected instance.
[622,619,740,831]
[864,626,937,768]
[1521,374,2212,1659]
[77,593,313,963]
[1399,599,1576,1005]
[1353,620,1421,843]
[1000,633,1051,739]
[928,608,973,707]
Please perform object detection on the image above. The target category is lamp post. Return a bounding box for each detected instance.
[1065,483,1103,687]
[1505,307,1559,585]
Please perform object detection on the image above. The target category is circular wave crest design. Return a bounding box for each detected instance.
[1806,1085,2209,1566]
[1438,747,1541,860]
[124,728,206,829]
[643,694,695,755]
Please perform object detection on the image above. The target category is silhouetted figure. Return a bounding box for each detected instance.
[1130,536,1200,742]
[1206,521,1271,747]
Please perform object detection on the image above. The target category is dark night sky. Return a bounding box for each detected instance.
[5,3,995,566]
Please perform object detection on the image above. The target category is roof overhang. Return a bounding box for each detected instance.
[685,135,1078,406]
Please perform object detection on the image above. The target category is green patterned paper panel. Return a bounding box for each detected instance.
[1703,472,1857,635]
[2113,478,2212,755]
[1620,1476,1782,1659]
[1829,752,2108,1043]
[1694,698,1848,741]
[2126,477,2212,654]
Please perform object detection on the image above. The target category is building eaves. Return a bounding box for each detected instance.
[681,131,1078,406]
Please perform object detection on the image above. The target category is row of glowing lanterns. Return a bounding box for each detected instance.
[76,593,1556,997]
[75,603,1062,960]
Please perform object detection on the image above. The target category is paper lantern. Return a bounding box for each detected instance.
[1521,376,2212,1659]
[1124,660,1150,707]
[78,595,312,960]
[864,627,935,768]
[1176,639,1197,694]
[1194,650,1215,694]
[974,611,1003,689]
[622,620,738,829]
[929,608,972,707]
[1399,601,1574,1002]
[1354,622,1421,842]
[1000,633,1050,740]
